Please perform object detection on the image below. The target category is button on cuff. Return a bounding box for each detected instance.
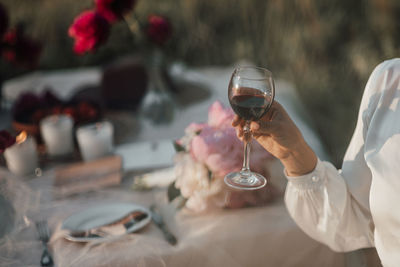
[311,175,319,182]
[285,158,325,190]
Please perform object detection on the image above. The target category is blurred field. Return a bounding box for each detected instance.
[2,0,400,166]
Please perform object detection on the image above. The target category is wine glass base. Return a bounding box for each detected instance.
[224,171,267,190]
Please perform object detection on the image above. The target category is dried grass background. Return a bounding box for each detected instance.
[2,0,400,166]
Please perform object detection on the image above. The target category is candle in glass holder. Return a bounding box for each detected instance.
[40,115,74,156]
[76,121,114,162]
[4,131,39,176]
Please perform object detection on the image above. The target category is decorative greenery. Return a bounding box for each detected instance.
[172,141,185,153]
[167,181,181,202]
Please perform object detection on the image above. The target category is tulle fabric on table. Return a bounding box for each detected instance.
[0,169,41,267]
[0,121,342,267]
[0,166,171,267]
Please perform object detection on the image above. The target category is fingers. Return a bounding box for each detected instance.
[232,115,245,127]
[232,115,245,140]
[250,121,263,136]
[233,116,245,141]
[232,101,285,140]
[234,119,270,140]
[232,113,273,140]
[235,126,243,139]
[235,121,272,141]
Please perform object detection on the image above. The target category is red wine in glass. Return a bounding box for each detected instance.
[230,89,272,121]
[225,67,275,190]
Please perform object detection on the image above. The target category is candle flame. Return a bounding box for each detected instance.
[16,131,27,144]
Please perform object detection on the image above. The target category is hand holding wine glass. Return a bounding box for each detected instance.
[232,96,318,178]
[224,66,275,190]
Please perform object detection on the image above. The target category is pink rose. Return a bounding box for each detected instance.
[191,126,243,177]
[146,14,172,46]
[184,122,206,135]
[207,101,234,129]
[190,101,273,178]
[95,0,136,23]
[68,10,110,55]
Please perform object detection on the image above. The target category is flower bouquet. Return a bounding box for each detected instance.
[169,101,279,213]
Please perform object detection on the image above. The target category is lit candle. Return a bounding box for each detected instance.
[76,121,114,162]
[40,115,74,156]
[4,131,39,176]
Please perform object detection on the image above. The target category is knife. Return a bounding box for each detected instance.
[123,212,149,229]
[150,206,177,245]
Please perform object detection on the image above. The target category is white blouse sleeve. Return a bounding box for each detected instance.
[283,59,398,252]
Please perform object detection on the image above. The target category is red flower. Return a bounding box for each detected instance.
[62,106,78,121]
[95,0,136,23]
[146,14,172,46]
[2,25,42,69]
[0,130,16,153]
[77,101,99,122]
[0,3,9,38]
[68,10,110,55]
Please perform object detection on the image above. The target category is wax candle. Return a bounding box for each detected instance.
[76,121,114,162]
[4,131,39,176]
[40,115,74,156]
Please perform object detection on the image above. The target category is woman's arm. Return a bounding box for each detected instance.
[232,71,380,251]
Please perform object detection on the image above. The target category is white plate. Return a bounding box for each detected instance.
[61,202,151,242]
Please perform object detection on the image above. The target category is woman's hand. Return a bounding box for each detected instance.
[232,101,317,176]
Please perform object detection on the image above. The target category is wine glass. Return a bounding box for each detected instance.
[224,66,275,190]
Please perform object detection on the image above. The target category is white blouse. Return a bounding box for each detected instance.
[284,58,400,267]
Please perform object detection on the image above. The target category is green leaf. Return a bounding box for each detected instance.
[173,140,186,152]
[207,169,213,182]
[167,181,182,202]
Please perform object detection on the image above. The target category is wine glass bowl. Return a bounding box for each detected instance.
[224,66,275,190]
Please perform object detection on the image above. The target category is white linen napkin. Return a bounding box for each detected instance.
[132,167,176,190]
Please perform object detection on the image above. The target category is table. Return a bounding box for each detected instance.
[0,168,347,267]
[0,64,373,266]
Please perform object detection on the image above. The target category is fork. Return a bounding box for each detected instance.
[35,221,54,267]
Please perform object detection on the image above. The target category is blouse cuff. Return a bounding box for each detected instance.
[285,158,326,190]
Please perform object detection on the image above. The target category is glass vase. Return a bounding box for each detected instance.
[140,49,175,124]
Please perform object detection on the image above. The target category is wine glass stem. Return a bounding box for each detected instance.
[241,120,252,173]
